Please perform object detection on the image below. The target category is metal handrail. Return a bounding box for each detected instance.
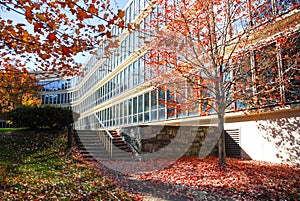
[94,113,113,158]
[94,114,113,139]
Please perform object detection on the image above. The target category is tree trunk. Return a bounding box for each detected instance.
[218,113,226,164]
[67,124,72,149]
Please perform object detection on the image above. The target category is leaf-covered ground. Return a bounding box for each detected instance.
[1,130,299,200]
[89,156,299,200]
[129,157,299,200]
[0,130,138,200]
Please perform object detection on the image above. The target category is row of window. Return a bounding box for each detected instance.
[72,0,300,129]
[42,93,70,105]
[40,80,71,92]
[74,31,300,129]
[76,88,179,130]
[74,35,300,124]
[72,53,151,114]
[74,0,150,82]
[72,0,300,103]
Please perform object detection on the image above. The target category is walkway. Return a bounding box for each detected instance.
[93,159,231,201]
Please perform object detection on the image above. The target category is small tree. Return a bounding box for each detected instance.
[145,0,300,164]
[0,63,41,113]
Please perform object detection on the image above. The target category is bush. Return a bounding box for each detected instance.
[8,106,74,130]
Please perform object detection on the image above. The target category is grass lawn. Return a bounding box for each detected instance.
[0,129,138,200]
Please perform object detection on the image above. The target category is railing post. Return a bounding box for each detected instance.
[94,114,113,158]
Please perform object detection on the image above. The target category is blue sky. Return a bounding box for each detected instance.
[0,0,130,71]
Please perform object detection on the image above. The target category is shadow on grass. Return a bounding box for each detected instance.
[0,129,66,185]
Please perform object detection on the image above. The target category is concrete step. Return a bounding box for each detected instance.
[74,129,135,161]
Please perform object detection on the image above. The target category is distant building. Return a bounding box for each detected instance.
[39,77,72,108]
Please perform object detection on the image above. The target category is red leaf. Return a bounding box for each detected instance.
[62,46,72,56]
[47,33,56,42]
[24,6,34,22]
[34,23,43,33]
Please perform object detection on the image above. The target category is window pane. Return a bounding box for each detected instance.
[276,0,300,15]
[232,53,253,110]
[255,43,281,105]
[281,33,300,103]
[251,0,273,25]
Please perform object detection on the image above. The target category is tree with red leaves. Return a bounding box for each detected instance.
[145,0,300,164]
[0,0,128,112]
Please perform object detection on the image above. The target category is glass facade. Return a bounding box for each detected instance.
[69,0,300,130]
[40,79,71,107]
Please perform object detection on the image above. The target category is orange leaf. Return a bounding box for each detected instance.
[117,10,125,19]
[88,4,98,14]
[77,9,89,21]
[24,6,34,22]
[103,13,109,19]
[36,13,46,21]
[40,54,50,60]
[47,33,56,42]
[108,19,115,25]
[118,20,125,28]
[106,31,112,38]
[98,24,105,32]
[62,46,72,56]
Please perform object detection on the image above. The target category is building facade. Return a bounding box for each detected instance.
[69,0,300,164]
[39,78,72,108]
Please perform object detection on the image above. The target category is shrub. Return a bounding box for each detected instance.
[8,106,74,130]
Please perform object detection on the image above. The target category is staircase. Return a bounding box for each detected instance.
[74,130,134,161]
[110,130,132,153]
[74,130,109,161]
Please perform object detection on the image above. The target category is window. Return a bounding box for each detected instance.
[115,104,119,126]
[133,97,138,123]
[254,43,281,105]
[276,0,300,15]
[158,88,166,120]
[124,101,128,125]
[144,92,150,122]
[281,32,300,103]
[128,64,133,89]
[232,53,254,110]
[133,61,139,86]
[138,57,145,84]
[151,89,158,121]
[128,99,132,124]
[231,0,249,35]
[134,0,139,18]
[251,0,273,25]
[167,89,176,119]
[138,95,144,122]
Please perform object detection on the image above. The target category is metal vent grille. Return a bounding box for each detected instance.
[225,128,241,158]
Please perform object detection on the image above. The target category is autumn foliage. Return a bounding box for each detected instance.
[0,0,127,77]
[144,0,300,164]
[0,62,41,113]
[0,0,130,112]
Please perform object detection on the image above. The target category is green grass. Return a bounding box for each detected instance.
[0,127,27,132]
[0,130,137,200]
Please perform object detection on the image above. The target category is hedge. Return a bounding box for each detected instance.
[8,106,74,130]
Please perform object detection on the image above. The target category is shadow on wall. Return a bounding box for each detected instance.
[258,117,300,165]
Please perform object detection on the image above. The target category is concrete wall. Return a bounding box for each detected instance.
[225,116,300,165]
[119,126,218,159]
[118,110,299,165]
